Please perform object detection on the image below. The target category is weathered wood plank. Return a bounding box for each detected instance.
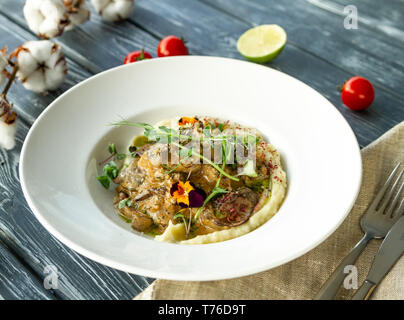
[0,0,403,300]
[0,0,160,72]
[200,0,404,98]
[4,0,403,146]
[0,120,152,299]
[0,14,91,123]
[129,0,403,147]
[0,241,55,300]
[0,0,161,120]
[308,0,404,43]
[0,12,153,299]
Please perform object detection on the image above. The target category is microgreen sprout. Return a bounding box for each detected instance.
[194,140,230,220]
[112,120,240,181]
[97,175,111,189]
[164,153,192,174]
[108,143,117,154]
[172,142,239,182]
[97,143,128,189]
[99,143,127,166]
[97,160,119,189]
[173,209,193,238]
[113,120,232,143]
[118,198,132,209]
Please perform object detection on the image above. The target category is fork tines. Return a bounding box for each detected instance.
[373,163,404,217]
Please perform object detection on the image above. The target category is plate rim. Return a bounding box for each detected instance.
[19,56,362,280]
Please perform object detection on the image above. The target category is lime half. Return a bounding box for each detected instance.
[237,24,287,63]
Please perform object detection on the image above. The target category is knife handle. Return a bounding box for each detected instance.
[315,233,372,300]
[352,280,376,300]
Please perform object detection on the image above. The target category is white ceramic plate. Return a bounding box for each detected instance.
[20,56,361,281]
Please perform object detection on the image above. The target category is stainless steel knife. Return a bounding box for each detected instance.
[352,215,404,300]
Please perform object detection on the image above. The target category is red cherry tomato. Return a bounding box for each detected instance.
[157,36,188,57]
[123,49,152,64]
[341,76,375,111]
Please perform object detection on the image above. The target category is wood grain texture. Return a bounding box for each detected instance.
[130,0,403,147]
[0,0,160,72]
[0,120,152,299]
[0,241,55,300]
[201,0,404,97]
[0,4,154,299]
[0,0,403,299]
[308,0,404,43]
[0,15,91,123]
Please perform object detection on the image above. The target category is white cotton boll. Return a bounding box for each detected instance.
[15,49,39,78]
[40,0,65,17]
[0,53,7,85]
[24,3,44,35]
[65,7,90,30]
[90,0,110,13]
[21,70,47,93]
[114,0,134,14]
[91,0,134,22]
[38,15,63,37]
[23,40,54,61]
[44,62,67,91]
[24,0,69,38]
[44,46,66,91]
[14,40,67,93]
[64,0,91,31]
[102,1,133,21]
[0,110,17,150]
[24,0,45,35]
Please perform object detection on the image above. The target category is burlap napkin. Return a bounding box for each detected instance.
[135,121,404,300]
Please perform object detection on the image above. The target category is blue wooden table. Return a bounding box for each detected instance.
[0,0,403,299]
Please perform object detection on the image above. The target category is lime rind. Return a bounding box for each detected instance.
[237,24,287,63]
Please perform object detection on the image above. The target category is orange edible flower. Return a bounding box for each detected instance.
[170,180,206,208]
[171,181,194,206]
[178,117,198,126]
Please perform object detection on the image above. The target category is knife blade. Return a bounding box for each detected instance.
[352,215,404,300]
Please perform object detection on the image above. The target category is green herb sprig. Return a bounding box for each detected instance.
[173,209,194,238]
[112,120,241,181]
[97,161,119,189]
[172,142,239,182]
[194,140,231,220]
[163,148,193,174]
[97,143,127,189]
[118,198,132,209]
[112,120,245,144]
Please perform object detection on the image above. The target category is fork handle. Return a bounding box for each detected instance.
[315,233,372,300]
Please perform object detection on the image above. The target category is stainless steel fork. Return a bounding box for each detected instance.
[315,163,404,300]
